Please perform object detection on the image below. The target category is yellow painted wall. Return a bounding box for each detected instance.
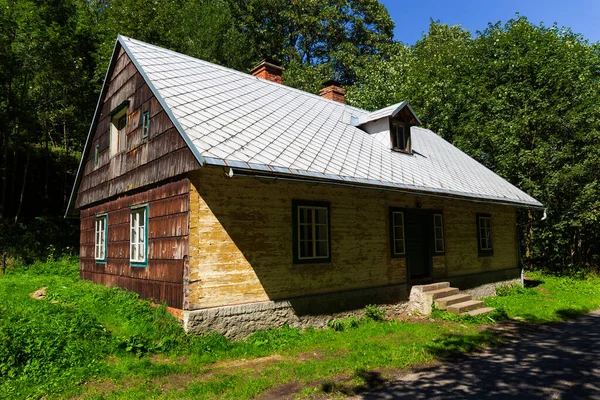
[187,167,518,310]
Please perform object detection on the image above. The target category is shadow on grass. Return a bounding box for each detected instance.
[321,369,387,396]
[357,310,600,399]
[524,278,543,288]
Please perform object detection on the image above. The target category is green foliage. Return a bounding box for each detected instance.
[349,17,600,271]
[329,318,345,331]
[496,283,528,297]
[364,304,386,321]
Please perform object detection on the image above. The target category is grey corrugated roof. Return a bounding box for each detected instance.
[114,36,542,208]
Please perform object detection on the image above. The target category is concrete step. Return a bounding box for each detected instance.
[447,300,485,315]
[435,293,472,310]
[419,282,450,293]
[424,287,459,301]
[462,307,496,317]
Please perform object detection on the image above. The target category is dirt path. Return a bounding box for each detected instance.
[351,309,600,399]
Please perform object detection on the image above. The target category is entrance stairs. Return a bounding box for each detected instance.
[409,282,495,316]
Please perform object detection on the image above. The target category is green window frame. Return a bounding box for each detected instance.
[389,207,406,257]
[93,144,99,168]
[476,213,493,256]
[95,213,108,263]
[130,204,149,267]
[292,200,331,264]
[141,110,150,140]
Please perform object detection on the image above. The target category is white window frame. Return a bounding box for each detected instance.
[297,205,329,261]
[95,214,107,262]
[433,213,445,253]
[130,205,148,265]
[391,211,406,256]
[478,215,493,252]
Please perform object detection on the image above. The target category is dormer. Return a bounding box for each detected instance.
[355,101,421,154]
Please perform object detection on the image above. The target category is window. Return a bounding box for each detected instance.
[95,214,107,263]
[141,111,150,140]
[94,144,99,168]
[477,213,493,256]
[389,209,405,257]
[390,120,411,152]
[292,200,330,263]
[130,205,148,265]
[433,213,445,254]
[110,103,128,156]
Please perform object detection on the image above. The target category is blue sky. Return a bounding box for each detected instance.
[379,0,600,45]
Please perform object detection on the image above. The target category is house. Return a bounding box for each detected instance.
[66,36,543,337]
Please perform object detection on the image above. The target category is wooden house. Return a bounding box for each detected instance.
[67,36,543,337]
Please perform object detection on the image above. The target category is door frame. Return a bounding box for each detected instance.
[404,208,435,283]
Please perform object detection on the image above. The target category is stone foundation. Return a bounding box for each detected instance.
[183,283,408,339]
[182,271,522,338]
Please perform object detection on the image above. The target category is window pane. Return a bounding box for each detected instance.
[435,227,443,238]
[316,240,328,257]
[300,240,312,258]
[436,239,444,252]
[316,225,327,241]
[300,225,312,241]
[315,208,327,224]
[395,239,405,254]
[393,212,404,228]
[131,243,137,260]
[394,226,404,240]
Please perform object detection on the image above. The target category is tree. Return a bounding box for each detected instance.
[228,0,395,91]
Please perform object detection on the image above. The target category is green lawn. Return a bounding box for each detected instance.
[1,259,599,399]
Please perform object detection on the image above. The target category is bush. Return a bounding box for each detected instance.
[328,318,344,331]
[364,304,386,321]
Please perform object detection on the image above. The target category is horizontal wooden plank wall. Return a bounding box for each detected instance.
[187,167,518,310]
[80,179,190,308]
[76,45,199,209]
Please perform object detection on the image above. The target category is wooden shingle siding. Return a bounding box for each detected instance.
[187,168,518,310]
[80,179,190,308]
[76,48,199,209]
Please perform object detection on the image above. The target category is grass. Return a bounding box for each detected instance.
[1,259,600,399]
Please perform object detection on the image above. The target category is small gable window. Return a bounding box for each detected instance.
[390,120,411,153]
[93,144,99,168]
[110,102,128,156]
[141,111,150,140]
[477,213,493,256]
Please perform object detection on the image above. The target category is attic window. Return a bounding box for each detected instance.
[110,103,128,156]
[390,120,411,153]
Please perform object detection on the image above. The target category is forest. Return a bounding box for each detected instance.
[0,0,598,270]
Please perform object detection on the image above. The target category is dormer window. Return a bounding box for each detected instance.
[390,120,411,153]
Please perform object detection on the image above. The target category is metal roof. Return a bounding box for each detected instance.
[73,35,543,210]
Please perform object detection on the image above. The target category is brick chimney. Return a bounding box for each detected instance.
[319,80,345,104]
[250,58,284,84]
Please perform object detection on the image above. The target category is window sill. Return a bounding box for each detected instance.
[130,261,148,268]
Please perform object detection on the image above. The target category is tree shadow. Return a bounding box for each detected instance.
[524,279,543,288]
[356,310,600,399]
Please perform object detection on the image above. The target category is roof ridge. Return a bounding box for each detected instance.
[118,35,369,115]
